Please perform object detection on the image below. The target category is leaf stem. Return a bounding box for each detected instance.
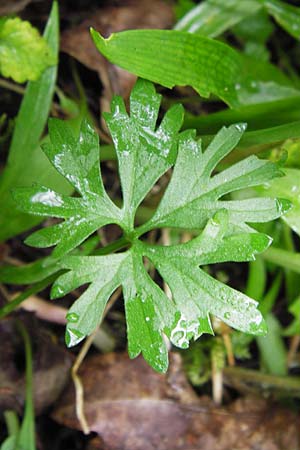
[93,236,129,255]
[224,366,300,397]
[0,273,61,319]
[16,320,36,450]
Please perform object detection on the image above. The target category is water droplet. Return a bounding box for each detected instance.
[53,285,64,296]
[234,123,247,132]
[224,86,229,92]
[235,83,241,90]
[224,312,231,319]
[65,327,84,347]
[66,312,79,323]
[250,81,257,88]
[145,316,150,322]
[31,190,63,207]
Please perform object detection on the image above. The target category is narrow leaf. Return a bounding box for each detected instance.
[91,28,298,108]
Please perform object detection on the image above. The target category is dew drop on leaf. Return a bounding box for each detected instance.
[66,312,79,323]
[65,327,84,347]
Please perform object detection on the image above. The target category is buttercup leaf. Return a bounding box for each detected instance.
[13,79,290,372]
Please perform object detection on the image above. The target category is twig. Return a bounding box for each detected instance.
[0,78,25,95]
[222,333,235,367]
[71,287,121,434]
[287,335,300,367]
[71,330,97,435]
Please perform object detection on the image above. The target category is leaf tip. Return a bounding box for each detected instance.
[250,315,268,336]
[250,233,273,255]
[277,198,293,216]
[232,122,247,133]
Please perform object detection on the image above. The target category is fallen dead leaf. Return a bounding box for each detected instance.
[0,313,72,414]
[0,0,34,15]
[61,0,174,115]
[52,352,300,450]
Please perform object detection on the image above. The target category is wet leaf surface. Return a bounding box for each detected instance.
[0,314,72,415]
[52,352,300,450]
[12,80,288,371]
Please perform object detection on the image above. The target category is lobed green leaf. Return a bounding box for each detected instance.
[10,79,291,372]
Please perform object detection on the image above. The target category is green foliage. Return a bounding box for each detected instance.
[0,16,56,83]
[0,2,88,243]
[257,168,300,237]
[91,28,299,108]
[284,297,300,336]
[263,0,300,40]
[0,2,74,243]
[174,0,262,37]
[13,79,290,372]
[175,0,300,40]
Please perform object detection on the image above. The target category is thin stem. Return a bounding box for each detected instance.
[71,287,121,434]
[224,366,300,397]
[0,273,61,319]
[71,330,96,435]
[16,321,36,450]
[0,77,25,95]
[93,236,129,256]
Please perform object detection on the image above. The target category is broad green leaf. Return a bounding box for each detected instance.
[0,2,73,242]
[256,168,300,236]
[0,16,56,82]
[174,0,261,37]
[12,80,289,372]
[91,28,299,108]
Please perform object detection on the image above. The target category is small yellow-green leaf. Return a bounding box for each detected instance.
[0,16,56,82]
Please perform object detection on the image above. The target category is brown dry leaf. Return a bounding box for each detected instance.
[0,0,34,15]
[0,314,72,414]
[61,0,174,114]
[52,352,300,450]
